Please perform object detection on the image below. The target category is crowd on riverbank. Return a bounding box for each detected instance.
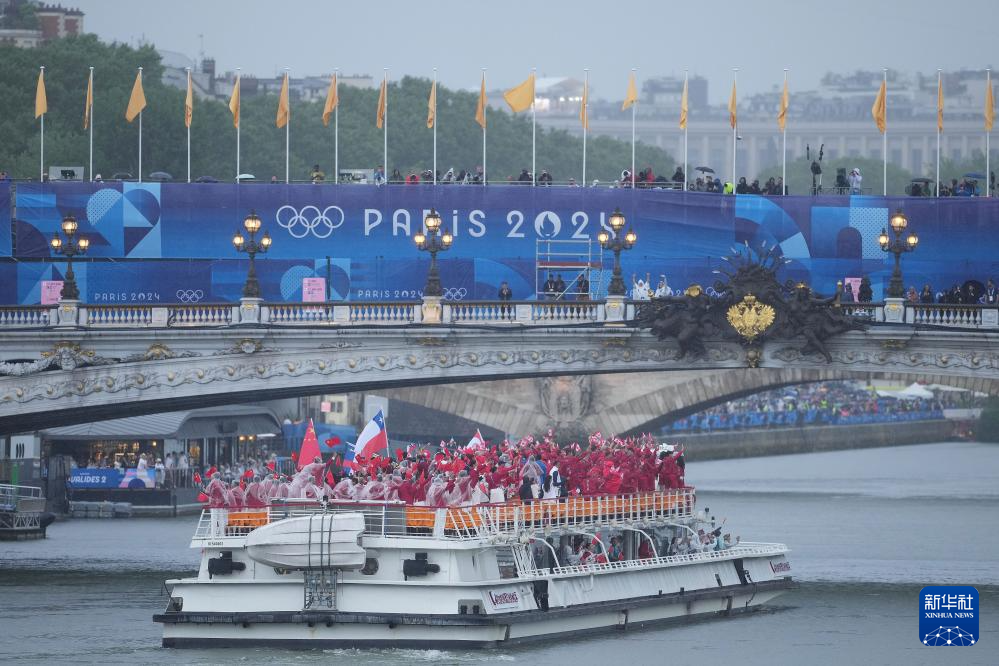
[663,381,981,434]
[199,432,688,509]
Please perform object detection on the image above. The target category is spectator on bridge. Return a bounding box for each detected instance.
[517,168,532,184]
[841,283,855,303]
[919,284,935,304]
[543,273,558,300]
[735,177,750,194]
[473,165,484,184]
[554,274,567,296]
[538,169,553,186]
[984,279,998,305]
[672,167,685,185]
[373,165,386,185]
[858,277,873,302]
[906,286,918,303]
[631,273,651,300]
[497,281,513,301]
[654,275,672,298]
[848,168,862,194]
[389,168,403,183]
[578,272,591,300]
[310,165,326,183]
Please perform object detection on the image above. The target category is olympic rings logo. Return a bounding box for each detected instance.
[275,205,345,239]
[442,287,468,301]
[176,289,204,303]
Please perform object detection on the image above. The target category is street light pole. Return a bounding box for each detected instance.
[878,209,918,299]
[50,214,90,301]
[597,207,637,297]
[232,210,272,299]
[414,208,453,297]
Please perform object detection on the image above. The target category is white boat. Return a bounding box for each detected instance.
[155,490,792,648]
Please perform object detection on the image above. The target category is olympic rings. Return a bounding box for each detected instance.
[176,289,204,303]
[275,205,344,239]
[442,287,468,301]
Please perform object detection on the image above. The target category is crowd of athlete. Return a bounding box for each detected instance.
[198,432,687,509]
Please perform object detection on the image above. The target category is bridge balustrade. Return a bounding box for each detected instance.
[1,299,997,330]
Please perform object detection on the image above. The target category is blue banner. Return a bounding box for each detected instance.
[68,467,156,489]
[0,182,10,258]
[6,182,999,304]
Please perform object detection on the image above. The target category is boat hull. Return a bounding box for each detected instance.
[158,579,792,648]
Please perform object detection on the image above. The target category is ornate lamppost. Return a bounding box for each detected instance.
[878,209,918,299]
[50,214,90,301]
[232,210,272,299]
[596,207,637,297]
[414,208,453,297]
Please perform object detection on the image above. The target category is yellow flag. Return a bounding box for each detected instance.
[427,79,436,129]
[35,68,47,118]
[275,73,289,128]
[228,75,240,128]
[622,72,637,110]
[579,78,588,130]
[872,79,886,134]
[83,69,93,129]
[376,76,387,129]
[125,70,146,122]
[679,78,688,130]
[728,79,738,129]
[322,73,338,127]
[475,73,487,129]
[184,70,193,129]
[937,75,944,133]
[777,78,789,131]
[504,73,535,113]
[986,73,995,132]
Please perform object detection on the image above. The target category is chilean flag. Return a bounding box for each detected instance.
[345,410,387,469]
[467,429,486,450]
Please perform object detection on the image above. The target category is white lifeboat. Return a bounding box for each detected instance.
[245,513,366,570]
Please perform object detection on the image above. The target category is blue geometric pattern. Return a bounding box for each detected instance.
[922,626,976,646]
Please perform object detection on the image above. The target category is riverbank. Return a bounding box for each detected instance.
[679,419,957,461]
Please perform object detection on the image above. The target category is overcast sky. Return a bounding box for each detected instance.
[74,0,995,103]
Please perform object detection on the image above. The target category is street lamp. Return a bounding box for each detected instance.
[597,207,637,297]
[49,214,90,300]
[232,210,272,298]
[414,208,453,297]
[878,208,918,298]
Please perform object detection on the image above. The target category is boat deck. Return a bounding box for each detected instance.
[192,490,697,545]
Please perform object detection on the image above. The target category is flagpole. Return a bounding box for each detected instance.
[383,68,388,184]
[732,68,738,190]
[138,67,143,184]
[185,68,191,183]
[433,67,438,186]
[936,69,941,197]
[683,69,688,192]
[39,66,44,182]
[236,68,241,183]
[532,66,537,187]
[882,68,887,196]
[582,68,588,187]
[284,67,290,184]
[89,67,94,182]
[782,68,788,195]
[482,68,487,186]
[987,69,992,198]
[334,67,339,184]
[631,67,637,187]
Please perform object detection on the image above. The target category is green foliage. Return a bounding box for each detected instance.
[976,397,999,442]
[755,155,914,197]
[0,36,674,183]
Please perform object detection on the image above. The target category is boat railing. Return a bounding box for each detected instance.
[0,483,43,512]
[190,490,697,542]
[518,542,789,578]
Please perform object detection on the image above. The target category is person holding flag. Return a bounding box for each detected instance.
[345,410,388,471]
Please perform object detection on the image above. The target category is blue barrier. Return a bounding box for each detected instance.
[5,182,998,305]
[665,407,946,434]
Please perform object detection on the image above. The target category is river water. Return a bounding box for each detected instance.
[1,441,995,665]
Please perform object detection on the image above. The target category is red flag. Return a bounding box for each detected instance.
[243,469,254,479]
[193,472,202,484]
[197,492,208,503]
[290,452,298,461]
[395,448,405,461]
[206,466,217,477]
[325,436,341,446]
[266,460,276,471]
[297,418,322,471]
[325,470,336,485]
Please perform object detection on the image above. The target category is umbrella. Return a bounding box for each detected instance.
[148,171,173,181]
[695,166,715,174]
[194,175,218,183]
[963,172,986,180]
[910,177,932,183]
[236,173,257,181]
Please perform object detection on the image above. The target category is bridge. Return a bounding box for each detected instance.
[1,297,997,434]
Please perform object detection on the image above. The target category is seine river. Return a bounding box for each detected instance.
[1,441,995,665]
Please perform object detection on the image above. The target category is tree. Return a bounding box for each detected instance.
[0,36,675,183]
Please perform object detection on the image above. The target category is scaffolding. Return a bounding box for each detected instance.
[535,239,604,300]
